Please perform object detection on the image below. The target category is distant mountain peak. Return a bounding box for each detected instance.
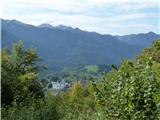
[55,25,74,30]
[3,19,27,26]
[38,23,75,30]
[147,31,156,35]
[38,23,54,28]
[1,19,35,28]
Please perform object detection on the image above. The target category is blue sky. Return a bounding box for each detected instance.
[1,0,159,35]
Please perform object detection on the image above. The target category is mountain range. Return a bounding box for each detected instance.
[1,19,160,69]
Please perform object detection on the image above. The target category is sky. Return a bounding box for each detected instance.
[1,0,160,35]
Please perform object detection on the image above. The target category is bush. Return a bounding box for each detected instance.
[2,95,61,120]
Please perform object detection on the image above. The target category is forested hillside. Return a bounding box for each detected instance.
[2,19,159,70]
[116,32,160,47]
[2,39,160,120]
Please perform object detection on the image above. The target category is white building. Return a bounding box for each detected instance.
[50,81,65,90]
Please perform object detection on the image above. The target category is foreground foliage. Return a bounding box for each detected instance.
[2,40,160,120]
[2,41,44,105]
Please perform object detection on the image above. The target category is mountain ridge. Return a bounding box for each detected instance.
[2,19,159,36]
[2,19,160,69]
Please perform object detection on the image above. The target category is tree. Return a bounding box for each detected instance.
[2,41,44,105]
[93,40,160,119]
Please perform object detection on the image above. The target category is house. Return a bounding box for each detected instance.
[48,80,71,90]
[51,81,64,89]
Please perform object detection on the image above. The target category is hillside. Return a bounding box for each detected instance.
[1,19,160,69]
[116,32,160,47]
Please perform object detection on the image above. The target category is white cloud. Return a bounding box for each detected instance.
[1,0,159,35]
[1,0,93,15]
[87,0,159,6]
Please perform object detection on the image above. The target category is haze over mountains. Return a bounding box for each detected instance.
[1,19,160,69]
